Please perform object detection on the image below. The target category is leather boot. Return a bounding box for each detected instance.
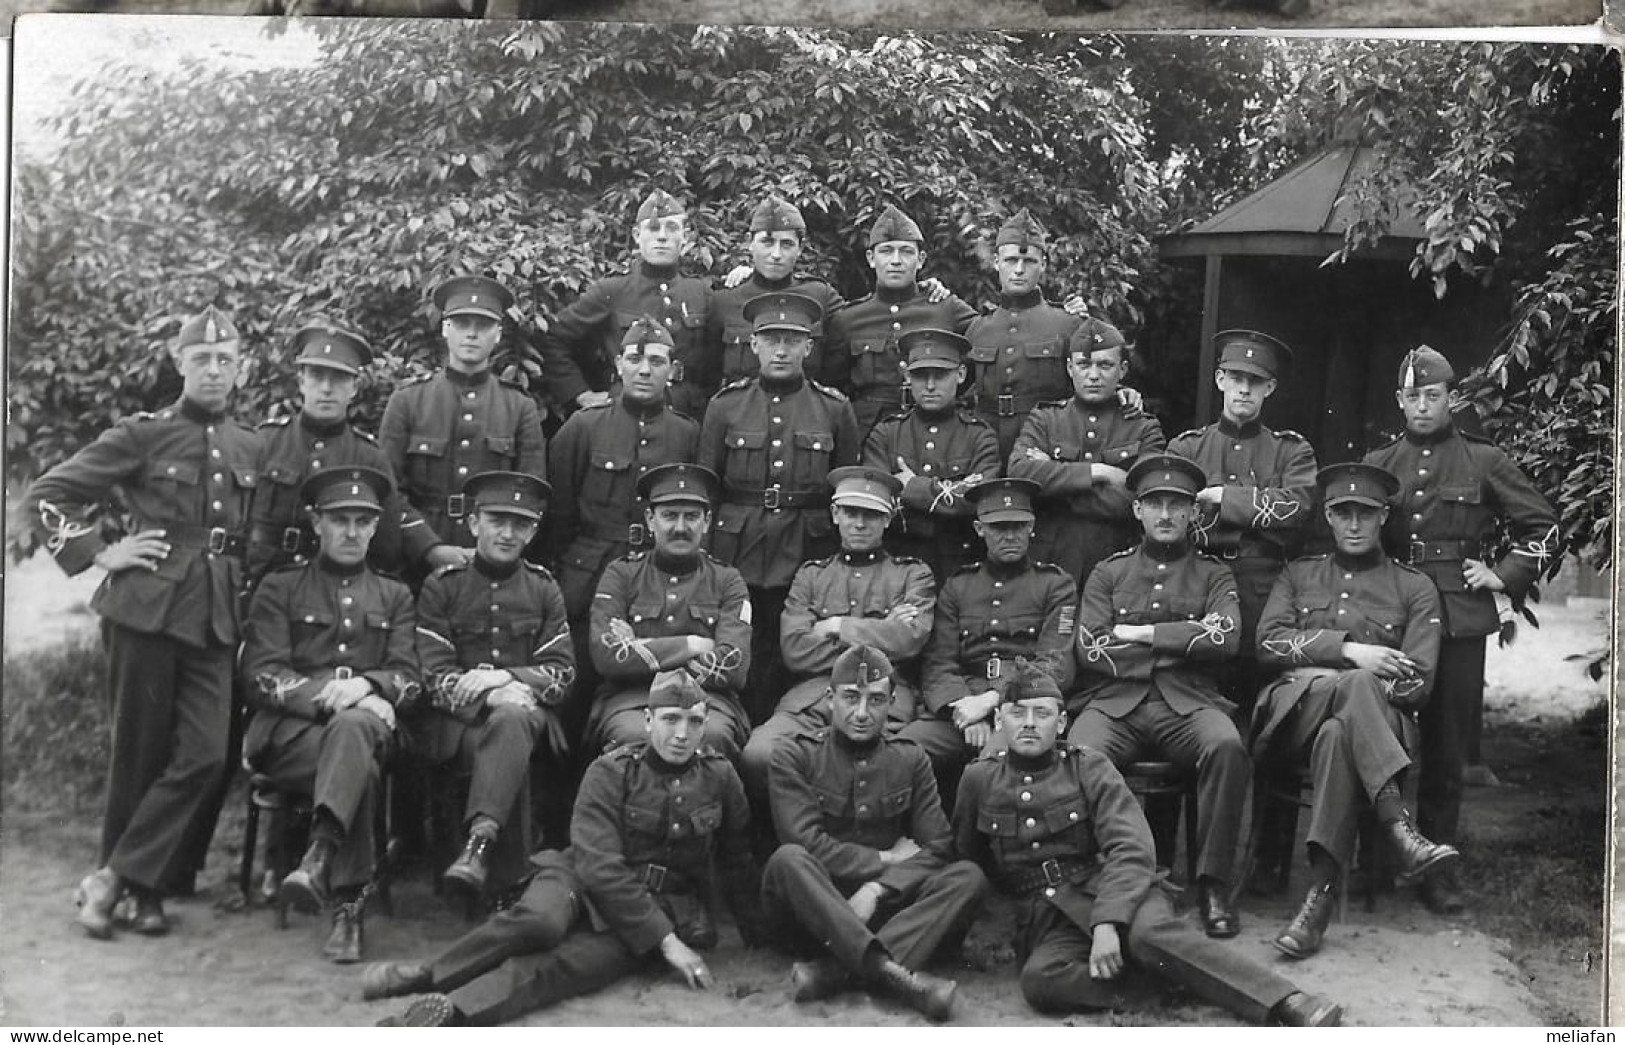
[322,899,364,964]
[1273,991,1343,1026]
[281,838,337,914]
[130,893,171,936]
[789,957,851,1002]
[1197,879,1240,938]
[377,993,459,1027]
[1419,865,1467,916]
[363,962,433,1001]
[1384,810,1461,882]
[679,896,718,951]
[443,832,493,894]
[871,958,956,1023]
[1273,881,1336,959]
[74,868,121,941]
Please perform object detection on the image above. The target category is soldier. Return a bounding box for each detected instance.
[764,645,988,1023]
[952,662,1343,1027]
[1361,345,1559,915]
[537,188,713,421]
[241,466,420,963]
[1008,318,1166,590]
[739,466,935,816]
[1066,454,1247,939]
[699,291,861,722]
[965,208,1086,460]
[823,203,979,433]
[24,305,257,940]
[1252,463,1459,959]
[363,670,757,1027]
[412,471,575,899]
[378,275,546,571]
[862,328,1002,584]
[586,464,752,759]
[907,478,1077,777]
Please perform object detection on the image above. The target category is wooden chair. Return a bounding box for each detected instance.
[1121,761,1200,885]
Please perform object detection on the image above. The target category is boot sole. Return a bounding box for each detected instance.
[1396,846,1461,884]
[74,882,116,940]
[279,872,328,915]
[1272,935,1321,960]
[441,867,487,895]
[363,965,430,1002]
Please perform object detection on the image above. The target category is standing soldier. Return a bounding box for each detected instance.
[863,328,1001,584]
[823,204,979,433]
[379,275,547,573]
[700,291,861,722]
[1252,463,1458,959]
[241,466,420,963]
[1361,345,1558,916]
[412,472,575,901]
[537,188,713,422]
[586,464,752,760]
[1008,319,1166,590]
[25,306,257,940]
[907,478,1077,777]
[966,208,1085,460]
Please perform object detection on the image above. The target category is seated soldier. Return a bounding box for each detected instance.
[739,466,935,817]
[763,645,988,1023]
[586,463,751,760]
[1252,463,1459,959]
[363,671,757,1027]
[412,471,575,900]
[241,466,420,963]
[1067,454,1248,939]
[953,662,1342,1026]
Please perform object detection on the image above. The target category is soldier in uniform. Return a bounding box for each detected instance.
[952,662,1343,1027]
[907,477,1077,777]
[823,204,979,433]
[862,328,1002,584]
[1067,454,1247,939]
[412,471,575,899]
[25,305,257,940]
[739,466,935,817]
[1252,463,1459,959]
[700,291,861,722]
[764,645,988,1023]
[241,466,420,962]
[363,670,758,1027]
[378,275,547,572]
[586,464,752,759]
[1008,318,1166,590]
[1361,345,1559,915]
[537,188,713,421]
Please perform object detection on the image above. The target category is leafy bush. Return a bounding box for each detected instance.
[3,632,110,813]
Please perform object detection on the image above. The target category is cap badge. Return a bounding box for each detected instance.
[513,491,523,502]
[349,484,360,496]
[1245,348,1254,358]
[205,317,218,342]
[1349,482,1358,492]
[1003,495,1013,507]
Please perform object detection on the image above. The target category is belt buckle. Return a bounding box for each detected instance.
[1408,538,1427,565]
[475,662,495,671]
[670,359,686,384]
[207,527,228,554]
[644,864,667,892]
[1041,859,1064,888]
[334,666,353,680]
[997,393,1015,417]
[447,494,466,518]
[1220,546,1239,561]
[762,487,782,510]
[986,655,1002,680]
[281,527,304,554]
[627,523,647,547]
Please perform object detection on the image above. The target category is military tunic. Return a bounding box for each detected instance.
[537,261,714,420]
[24,396,258,891]
[823,285,979,433]
[708,272,845,389]
[1008,399,1166,589]
[965,290,1083,459]
[862,405,1002,583]
[242,557,419,889]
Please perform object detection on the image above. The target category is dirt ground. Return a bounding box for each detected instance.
[0,553,1607,1026]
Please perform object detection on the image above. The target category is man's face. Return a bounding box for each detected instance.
[644,703,708,765]
[997,696,1066,759]
[173,340,242,413]
[975,518,1033,564]
[647,502,709,558]
[1326,502,1388,557]
[1133,491,1194,547]
[468,508,538,565]
[752,329,811,381]
[1396,382,1451,436]
[312,507,379,566]
[867,240,923,290]
[828,681,893,745]
[1214,368,1276,426]
[996,246,1045,296]
[749,230,802,282]
[441,314,502,374]
[832,503,888,552]
[618,341,675,405]
[1067,347,1126,405]
[907,364,965,414]
[298,365,359,424]
[634,215,687,267]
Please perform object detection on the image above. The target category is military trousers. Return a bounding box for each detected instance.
[744,584,791,725]
[1067,694,1248,883]
[99,622,234,893]
[761,843,987,975]
[1419,636,1484,847]
[1219,555,1286,719]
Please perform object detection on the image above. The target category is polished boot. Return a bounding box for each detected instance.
[130,893,171,936]
[377,993,458,1027]
[1419,866,1467,916]
[679,898,718,951]
[323,899,364,964]
[363,962,433,1001]
[1273,881,1336,959]
[281,838,337,914]
[1197,879,1240,938]
[789,957,851,1002]
[871,958,955,1023]
[74,868,121,941]
[1384,810,1461,882]
[1273,991,1343,1026]
[443,832,493,894]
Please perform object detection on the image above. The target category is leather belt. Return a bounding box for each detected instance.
[1217,538,1286,563]
[160,523,248,558]
[634,862,694,895]
[581,519,650,547]
[1001,858,1092,896]
[978,392,1047,418]
[1408,538,1480,564]
[723,484,826,510]
[251,523,315,557]
[969,655,1007,680]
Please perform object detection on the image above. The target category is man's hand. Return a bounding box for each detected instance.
[1091,464,1129,489]
[659,933,715,990]
[1341,642,1418,679]
[1462,559,1507,593]
[685,635,718,658]
[1195,485,1224,510]
[576,390,613,410]
[313,675,376,714]
[847,881,885,923]
[484,681,536,709]
[452,667,513,706]
[722,263,754,289]
[921,276,951,304]
[423,543,472,571]
[950,690,999,731]
[879,837,922,866]
[1089,923,1124,980]
[962,721,993,749]
[355,693,397,730]
[1023,447,1054,463]
[1110,623,1155,645]
[886,602,923,626]
[93,529,171,574]
[894,456,918,486]
[1115,387,1145,411]
[1061,294,1088,317]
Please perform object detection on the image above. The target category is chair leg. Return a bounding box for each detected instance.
[373,773,394,919]
[1182,785,1200,887]
[239,800,260,907]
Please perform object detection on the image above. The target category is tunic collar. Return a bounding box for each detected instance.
[832,729,884,757]
[1217,417,1263,438]
[444,367,491,389]
[1003,747,1058,775]
[638,260,680,283]
[473,553,521,581]
[875,284,919,305]
[316,554,367,578]
[984,557,1032,582]
[759,372,806,396]
[618,393,667,421]
[653,548,702,575]
[1403,424,1456,447]
[1332,548,1386,572]
[839,548,888,567]
[999,290,1042,311]
[1141,539,1190,564]
[298,412,348,439]
[178,397,228,424]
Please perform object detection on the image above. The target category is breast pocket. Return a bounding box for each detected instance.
[1104,440,1141,466]
[405,435,448,486]
[291,608,336,663]
[622,801,666,844]
[1041,795,1090,839]
[686,603,721,636]
[1355,606,1406,646]
[148,458,200,489]
[482,435,515,467]
[722,429,766,483]
[1293,597,1335,629]
[362,611,396,662]
[878,786,913,820]
[851,337,898,388]
[591,449,633,476]
[976,803,1020,839]
[792,430,834,486]
[257,465,303,522]
[687,801,723,837]
[1168,595,1208,622]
